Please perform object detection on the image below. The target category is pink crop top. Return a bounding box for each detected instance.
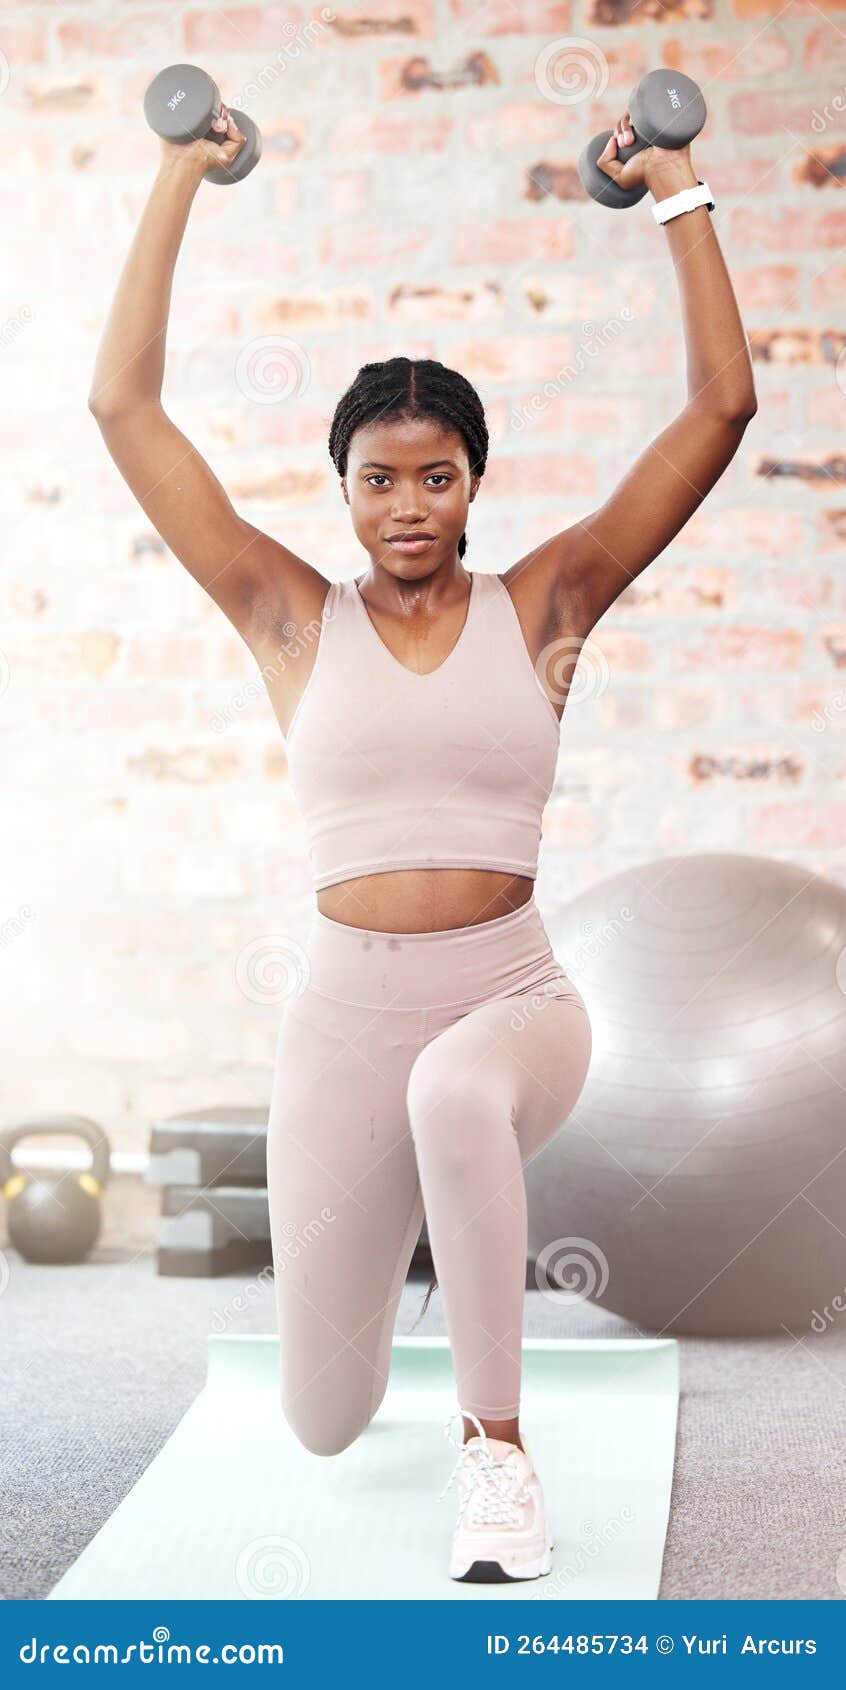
[284,568,561,892]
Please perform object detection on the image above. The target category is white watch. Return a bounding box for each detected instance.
[651,179,715,226]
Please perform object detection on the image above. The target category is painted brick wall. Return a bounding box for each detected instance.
[1,1,844,1147]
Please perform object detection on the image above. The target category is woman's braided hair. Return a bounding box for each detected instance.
[329,357,488,1325]
[328,356,489,560]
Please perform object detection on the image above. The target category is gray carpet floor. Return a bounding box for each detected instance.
[2,1249,844,1601]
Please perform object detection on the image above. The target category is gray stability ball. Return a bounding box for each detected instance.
[528,852,846,1336]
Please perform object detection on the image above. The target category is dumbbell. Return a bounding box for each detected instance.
[578,69,706,210]
[143,63,262,186]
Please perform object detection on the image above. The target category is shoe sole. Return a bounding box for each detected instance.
[452,1542,554,1584]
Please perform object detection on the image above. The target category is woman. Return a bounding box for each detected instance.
[89,102,756,1584]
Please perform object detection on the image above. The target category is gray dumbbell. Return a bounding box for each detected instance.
[143,62,262,186]
[578,69,707,210]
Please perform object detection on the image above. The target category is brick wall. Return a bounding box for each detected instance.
[1,1,844,1147]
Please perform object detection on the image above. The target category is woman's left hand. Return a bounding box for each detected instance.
[595,112,693,195]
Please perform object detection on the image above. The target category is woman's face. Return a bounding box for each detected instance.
[341,413,480,577]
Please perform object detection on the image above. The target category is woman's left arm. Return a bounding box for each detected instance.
[519,134,758,636]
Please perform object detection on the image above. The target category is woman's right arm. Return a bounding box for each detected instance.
[87,123,326,646]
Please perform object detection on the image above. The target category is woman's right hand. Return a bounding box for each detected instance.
[158,108,247,177]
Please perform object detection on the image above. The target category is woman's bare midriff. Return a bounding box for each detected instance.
[316,868,535,934]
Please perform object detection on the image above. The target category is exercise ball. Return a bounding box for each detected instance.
[528,852,846,1335]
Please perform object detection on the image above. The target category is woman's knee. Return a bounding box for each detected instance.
[280,1391,374,1458]
[279,1356,389,1457]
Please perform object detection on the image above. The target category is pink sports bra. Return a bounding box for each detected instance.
[285,569,561,892]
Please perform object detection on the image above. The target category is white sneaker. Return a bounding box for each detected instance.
[440,1409,554,1583]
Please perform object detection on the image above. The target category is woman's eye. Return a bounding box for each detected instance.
[364,473,451,489]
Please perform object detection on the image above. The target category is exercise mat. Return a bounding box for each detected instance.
[48,1333,679,1600]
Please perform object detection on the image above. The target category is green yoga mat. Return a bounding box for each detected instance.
[49,1334,679,1601]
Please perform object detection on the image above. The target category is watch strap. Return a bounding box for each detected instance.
[652,178,715,225]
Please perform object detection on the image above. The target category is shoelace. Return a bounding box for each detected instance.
[439,1409,532,1528]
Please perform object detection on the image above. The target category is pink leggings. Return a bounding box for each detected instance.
[266,896,592,1455]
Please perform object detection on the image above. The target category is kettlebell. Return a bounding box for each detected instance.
[0,1115,111,1265]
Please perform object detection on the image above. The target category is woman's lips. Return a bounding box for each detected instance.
[387,535,436,553]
